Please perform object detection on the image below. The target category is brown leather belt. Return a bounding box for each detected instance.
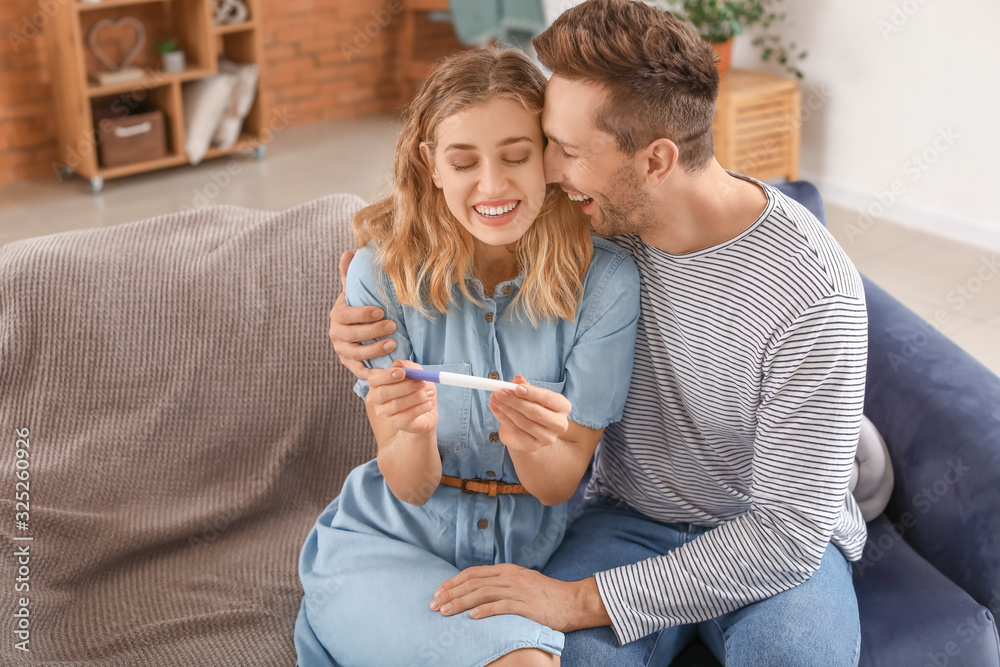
[440,474,528,497]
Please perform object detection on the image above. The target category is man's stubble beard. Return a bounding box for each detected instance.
[591,162,657,238]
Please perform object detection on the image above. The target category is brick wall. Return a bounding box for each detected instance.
[0,0,465,185]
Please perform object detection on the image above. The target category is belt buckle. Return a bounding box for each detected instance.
[460,478,476,494]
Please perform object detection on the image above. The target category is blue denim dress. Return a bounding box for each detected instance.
[295,237,639,666]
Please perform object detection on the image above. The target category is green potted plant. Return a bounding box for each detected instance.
[158,38,186,74]
[649,0,807,78]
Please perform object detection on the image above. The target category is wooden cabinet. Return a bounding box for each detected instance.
[397,0,455,104]
[712,69,800,182]
[45,0,267,193]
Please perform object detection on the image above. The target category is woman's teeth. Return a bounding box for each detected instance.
[474,201,519,217]
[567,193,593,204]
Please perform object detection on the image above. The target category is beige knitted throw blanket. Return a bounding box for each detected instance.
[1,194,376,665]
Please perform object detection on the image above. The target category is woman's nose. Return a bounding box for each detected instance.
[479,162,508,195]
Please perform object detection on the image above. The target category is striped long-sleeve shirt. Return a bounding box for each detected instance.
[591,178,869,645]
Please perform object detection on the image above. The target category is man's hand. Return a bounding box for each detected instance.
[429,564,612,633]
[489,375,571,454]
[329,250,396,381]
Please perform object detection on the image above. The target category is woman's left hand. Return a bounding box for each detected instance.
[489,375,570,453]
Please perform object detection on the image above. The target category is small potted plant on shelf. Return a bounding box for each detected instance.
[649,0,807,78]
[158,39,186,74]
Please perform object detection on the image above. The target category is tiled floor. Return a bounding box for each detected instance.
[0,113,402,242]
[1,114,998,375]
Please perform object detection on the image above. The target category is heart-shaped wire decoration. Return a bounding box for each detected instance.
[87,17,147,73]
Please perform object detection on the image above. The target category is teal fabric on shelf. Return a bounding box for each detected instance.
[447,0,547,50]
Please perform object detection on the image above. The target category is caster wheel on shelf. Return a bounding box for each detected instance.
[252,145,267,161]
[59,166,75,182]
[89,177,104,194]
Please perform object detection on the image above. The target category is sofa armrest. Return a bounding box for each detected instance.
[862,275,1000,608]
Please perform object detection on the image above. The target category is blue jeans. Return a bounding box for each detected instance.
[542,495,861,666]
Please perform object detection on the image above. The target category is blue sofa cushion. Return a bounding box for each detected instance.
[862,276,1000,608]
[855,515,1000,666]
[774,179,828,226]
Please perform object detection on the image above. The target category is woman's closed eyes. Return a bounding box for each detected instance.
[450,154,533,172]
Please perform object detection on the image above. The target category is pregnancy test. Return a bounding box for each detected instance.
[403,368,519,392]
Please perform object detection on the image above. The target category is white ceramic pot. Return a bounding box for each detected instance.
[161,50,186,74]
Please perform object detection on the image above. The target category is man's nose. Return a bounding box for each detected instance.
[543,143,561,185]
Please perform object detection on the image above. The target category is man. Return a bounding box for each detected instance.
[330,1,867,664]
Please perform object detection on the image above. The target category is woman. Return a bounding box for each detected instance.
[294,47,639,666]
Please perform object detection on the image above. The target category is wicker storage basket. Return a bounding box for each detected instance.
[94,106,168,168]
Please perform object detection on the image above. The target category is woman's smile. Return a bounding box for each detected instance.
[472,199,521,226]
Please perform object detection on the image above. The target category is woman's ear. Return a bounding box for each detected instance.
[419,141,442,189]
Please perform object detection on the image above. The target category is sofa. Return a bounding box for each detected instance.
[778,182,1000,667]
[1,185,998,666]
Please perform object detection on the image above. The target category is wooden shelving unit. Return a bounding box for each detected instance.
[397,0,451,104]
[77,0,169,10]
[45,0,268,193]
[712,69,801,183]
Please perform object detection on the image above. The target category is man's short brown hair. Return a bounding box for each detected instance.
[533,0,719,170]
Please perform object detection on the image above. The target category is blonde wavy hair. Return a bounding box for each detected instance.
[352,47,593,325]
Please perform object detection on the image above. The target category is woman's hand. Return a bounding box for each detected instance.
[366,360,437,436]
[489,375,571,454]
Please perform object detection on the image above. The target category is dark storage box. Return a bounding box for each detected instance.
[94,107,168,168]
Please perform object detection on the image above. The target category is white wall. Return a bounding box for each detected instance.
[732,0,1000,251]
[543,0,1000,251]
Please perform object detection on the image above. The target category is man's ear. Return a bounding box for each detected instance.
[419,141,442,189]
[641,138,679,188]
